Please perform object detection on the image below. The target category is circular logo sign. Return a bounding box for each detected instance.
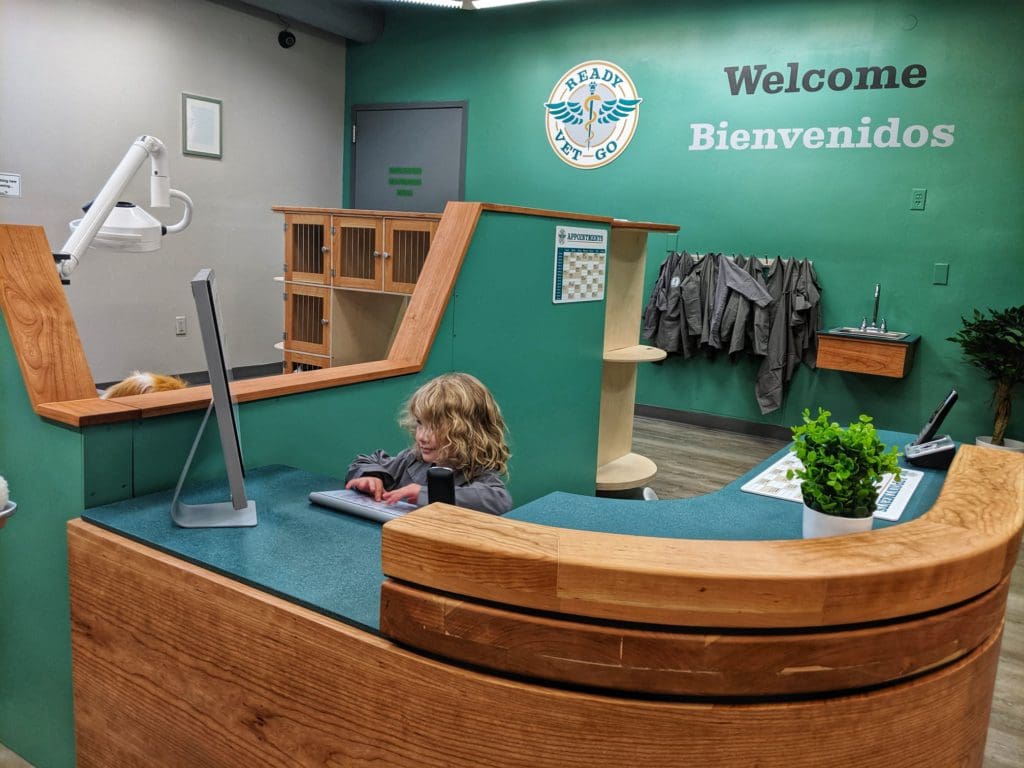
[544,60,643,169]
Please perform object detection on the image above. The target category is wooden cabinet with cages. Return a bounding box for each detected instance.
[333,216,436,293]
[274,207,440,373]
[280,209,437,293]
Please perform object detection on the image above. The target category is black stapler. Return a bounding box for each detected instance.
[904,389,958,470]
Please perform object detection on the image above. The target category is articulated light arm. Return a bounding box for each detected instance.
[55,135,192,283]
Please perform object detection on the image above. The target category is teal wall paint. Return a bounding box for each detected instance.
[82,423,132,507]
[237,308,457,481]
[450,212,606,501]
[241,211,606,506]
[0,319,80,768]
[344,0,1024,441]
[75,211,606,517]
[241,375,432,477]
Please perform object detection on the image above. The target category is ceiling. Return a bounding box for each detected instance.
[212,0,562,44]
[210,0,387,43]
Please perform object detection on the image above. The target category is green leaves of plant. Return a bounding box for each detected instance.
[947,305,1024,385]
[947,305,1024,445]
[786,408,901,518]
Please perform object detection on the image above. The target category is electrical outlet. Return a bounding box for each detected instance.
[175,316,187,336]
[911,188,927,211]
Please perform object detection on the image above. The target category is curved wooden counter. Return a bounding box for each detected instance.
[382,445,1022,627]
[68,518,1004,767]
[377,444,1022,723]
[67,444,1021,766]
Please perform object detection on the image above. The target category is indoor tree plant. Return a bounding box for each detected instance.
[947,305,1024,450]
[787,408,901,538]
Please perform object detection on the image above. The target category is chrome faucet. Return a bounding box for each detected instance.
[837,283,905,339]
[858,284,885,333]
[859,283,887,332]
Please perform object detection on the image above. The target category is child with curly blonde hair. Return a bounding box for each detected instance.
[345,372,512,515]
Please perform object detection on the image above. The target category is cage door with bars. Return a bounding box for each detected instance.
[284,284,330,356]
[332,217,383,290]
[383,219,437,294]
[285,214,331,285]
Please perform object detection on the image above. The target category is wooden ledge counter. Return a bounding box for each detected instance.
[384,438,1020,628]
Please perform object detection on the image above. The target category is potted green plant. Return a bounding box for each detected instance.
[787,408,901,538]
[947,305,1024,451]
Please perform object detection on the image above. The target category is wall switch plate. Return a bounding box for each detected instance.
[911,188,927,211]
[932,263,949,285]
[175,316,188,336]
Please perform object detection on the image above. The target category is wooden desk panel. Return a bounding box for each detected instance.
[380,575,1009,697]
[0,225,97,406]
[68,519,999,768]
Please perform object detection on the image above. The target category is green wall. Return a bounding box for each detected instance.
[235,211,605,505]
[344,0,1024,441]
[0,319,80,766]
[449,212,606,498]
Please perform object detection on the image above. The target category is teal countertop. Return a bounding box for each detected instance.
[82,430,948,631]
[83,465,387,632]
[508,431,945,539]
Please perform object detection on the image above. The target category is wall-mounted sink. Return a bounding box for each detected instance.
[828,327,909,341]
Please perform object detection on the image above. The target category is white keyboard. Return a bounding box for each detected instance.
[308,488,418,524]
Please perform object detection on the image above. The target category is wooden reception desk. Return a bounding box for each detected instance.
[67,444,1023,767]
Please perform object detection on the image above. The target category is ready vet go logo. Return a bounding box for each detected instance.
[544,61,642,169]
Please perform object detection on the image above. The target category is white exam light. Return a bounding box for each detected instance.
[55,135,193,284]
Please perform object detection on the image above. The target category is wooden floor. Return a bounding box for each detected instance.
[0,745,29,768]
[1,416,1020,767]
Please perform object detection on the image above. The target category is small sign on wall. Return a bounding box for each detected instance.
[553,226,607,303]
[0,173,22,197]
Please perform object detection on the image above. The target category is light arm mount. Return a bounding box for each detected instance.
[54,135,192,284]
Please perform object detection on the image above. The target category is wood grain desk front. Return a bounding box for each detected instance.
[69,439,1023,767]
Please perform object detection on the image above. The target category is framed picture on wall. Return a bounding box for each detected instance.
[182,93,222,159]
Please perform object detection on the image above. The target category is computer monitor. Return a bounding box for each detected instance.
[170,268,257,527]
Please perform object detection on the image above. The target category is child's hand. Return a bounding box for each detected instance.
[382,483,421,506]
[346,476,385,501]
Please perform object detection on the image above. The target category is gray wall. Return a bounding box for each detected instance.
[0,0,347,382]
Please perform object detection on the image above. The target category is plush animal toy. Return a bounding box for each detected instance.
[101,371,188,399]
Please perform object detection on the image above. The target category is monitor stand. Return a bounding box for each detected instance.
[170,401,257,528]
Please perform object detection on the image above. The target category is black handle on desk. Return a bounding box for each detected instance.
[427,467,456,505]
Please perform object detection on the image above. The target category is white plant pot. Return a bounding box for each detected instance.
[975,436,1024,453]
[0,500,16,530]
[802,504,873,539]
